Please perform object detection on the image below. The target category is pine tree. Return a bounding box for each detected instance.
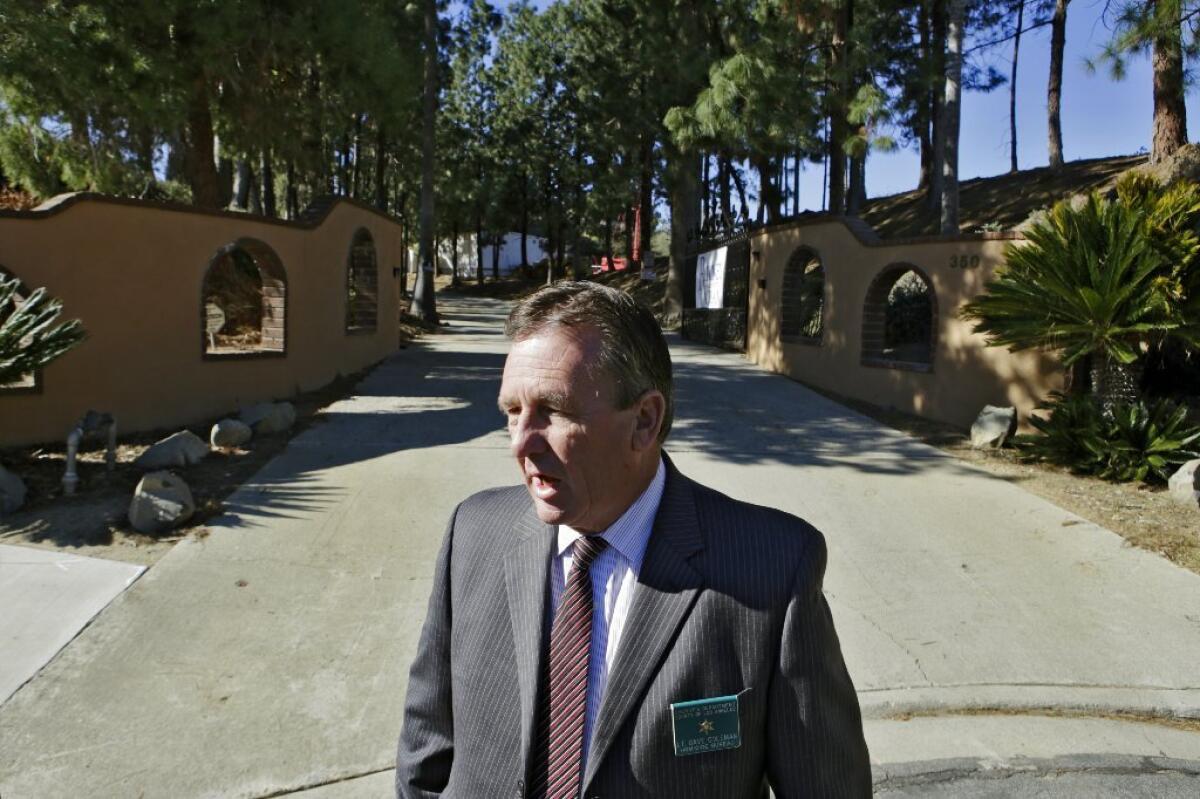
[1097,1,1196,163]
[410,0,440,321]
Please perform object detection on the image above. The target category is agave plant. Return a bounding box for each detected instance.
[961,189,1200,412]
[0,276,86,386]
[1018,393,1200,485]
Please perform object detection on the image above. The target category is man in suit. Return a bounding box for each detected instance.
[397,282,870,798]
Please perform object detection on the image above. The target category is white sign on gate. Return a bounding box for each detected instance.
[695,246,728,309]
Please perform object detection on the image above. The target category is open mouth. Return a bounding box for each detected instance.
[529,473,561,496]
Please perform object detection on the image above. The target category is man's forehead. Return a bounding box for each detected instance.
[509,322,602,354]
[499,324,611,403]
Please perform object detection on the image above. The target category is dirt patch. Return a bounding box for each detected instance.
[0,315,433,567]
[798,384,1200,576]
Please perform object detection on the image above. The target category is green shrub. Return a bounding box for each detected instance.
[1018,393,1200,485]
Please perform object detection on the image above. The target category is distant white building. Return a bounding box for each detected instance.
[479,233,549,275]
[408,232,550,280]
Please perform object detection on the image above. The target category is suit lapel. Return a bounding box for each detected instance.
[583,459,705,790]
[503,505,556,781]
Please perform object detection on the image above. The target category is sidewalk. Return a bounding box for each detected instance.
[2,293,1199,797]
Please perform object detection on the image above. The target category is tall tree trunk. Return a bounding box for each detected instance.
[918,0,934,190]
[719,154,732,225]
[352,113,364,198]
[1009,0,1025,173]
[639,135,654,267]
[399,213,409,298]
[165,134,186,184]
[520,174,530,267]
[1151,0,1188,163]
[666,151,699,326]
[234,160,256,210]
[134,126,156,193]
[604,216,614,266]
[553,214,566,283]
[491,233,500,278]
[828,0,852,215]
[822,120,829,210]
[285,159,298,219]
[410,0,439,321]
[395,188,409,295]
[730,162,750,221]
[216,155,234,208]
[754,155,782,223]
[476,213,485,284]
[544,167,555,281]
[847,151,866,214]
[374,124,388,211]
[451,220,460,287]
[928,0,947,215]
[623,201,634,260]
[701,154,711,228]
[234,160,249,209]
[261,150,276,218]
[792,152,801,215]
[1048,0,1068,170]
[232,158,261,211]
[941,0,965,234]
[182,77,221,209]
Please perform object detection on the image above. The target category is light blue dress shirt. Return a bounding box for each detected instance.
[551,457,667,765]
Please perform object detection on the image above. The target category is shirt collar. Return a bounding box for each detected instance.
[557,457,666,575]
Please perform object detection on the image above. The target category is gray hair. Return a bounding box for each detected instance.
[505,281,673,442]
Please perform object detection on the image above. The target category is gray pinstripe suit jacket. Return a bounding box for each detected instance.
[396,456,870,798]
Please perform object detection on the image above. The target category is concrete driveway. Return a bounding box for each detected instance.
[2,293,1199,798]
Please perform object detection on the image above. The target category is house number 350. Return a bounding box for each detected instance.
[949,254,981,269]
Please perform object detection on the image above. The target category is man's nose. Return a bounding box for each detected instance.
[509,411,546,459]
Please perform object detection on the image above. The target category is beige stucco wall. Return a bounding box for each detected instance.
[745,218,1062,430]
[0,195,402,446]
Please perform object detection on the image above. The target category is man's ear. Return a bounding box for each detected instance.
[630,390,665,451]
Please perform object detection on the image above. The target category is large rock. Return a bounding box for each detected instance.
[1134,143,1200,186]
[0,465,27,514]
[970,405,1017,449]
[210,418,252,449]
[134,430,210,470]
[128,471,195,534]
[240,401,296,435]
[1168,459,1200,509]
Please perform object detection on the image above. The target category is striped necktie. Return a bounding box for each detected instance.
[531,534,609,799]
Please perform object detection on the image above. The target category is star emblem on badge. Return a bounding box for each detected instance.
[699,719,715,734]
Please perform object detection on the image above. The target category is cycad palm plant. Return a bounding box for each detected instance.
[961,191,1199,411]
[0,276,86,386]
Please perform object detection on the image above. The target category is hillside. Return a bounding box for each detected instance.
[858,154,1146,238]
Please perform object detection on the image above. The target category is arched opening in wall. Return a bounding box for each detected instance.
[780,247,824,343]
[0,267,38,392]
[862,264,936,371]
[202,239,287,357]
[346,228,378,333]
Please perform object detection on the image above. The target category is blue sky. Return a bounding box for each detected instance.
[499,0,1199,212]
[857,0,1200,208]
